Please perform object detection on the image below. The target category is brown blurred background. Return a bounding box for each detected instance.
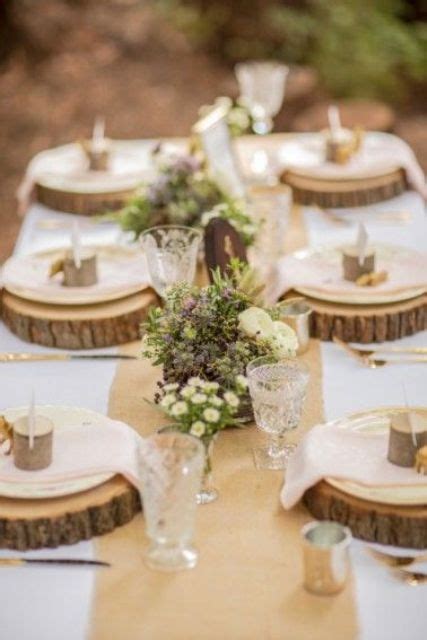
[0,0,426,262]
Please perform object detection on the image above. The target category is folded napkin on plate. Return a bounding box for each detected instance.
[271,249,427,300]
[281,423,427,510]
[0,420,142,487]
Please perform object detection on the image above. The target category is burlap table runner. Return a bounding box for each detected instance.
[90,206,358,639]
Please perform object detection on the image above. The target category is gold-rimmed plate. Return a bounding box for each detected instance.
[289,244,427,305]
[2,244,149,305]
[326,406,427,506]
[0,405,114,500]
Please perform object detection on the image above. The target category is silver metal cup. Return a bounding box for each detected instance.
[278,298,312,355]
[301,520,352,595]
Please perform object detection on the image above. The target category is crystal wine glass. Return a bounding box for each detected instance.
[247,357,309,470]
[235,60,289,135]
[138,432,204,571]
[140,225,202,298]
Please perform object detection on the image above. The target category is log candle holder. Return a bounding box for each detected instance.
[13,415,54,471]
[387,412,427,468]
[63,250,98,287]
[342,246,375,282]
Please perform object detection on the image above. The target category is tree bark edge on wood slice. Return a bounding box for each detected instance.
[303,481,427,549]
[0,476,141,551]
[1,289,158,349]
[306,294,427,343]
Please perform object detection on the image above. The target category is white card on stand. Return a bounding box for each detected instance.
[193,104,246,199]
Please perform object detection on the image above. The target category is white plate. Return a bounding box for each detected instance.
[0,405,114,499]
[290,244,427,305]
[326,407,427,506]
[2,244,149,305]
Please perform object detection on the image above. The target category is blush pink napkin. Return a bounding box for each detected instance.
[281,423,427,510]
[0,420,142,487]
[272,248,427,300]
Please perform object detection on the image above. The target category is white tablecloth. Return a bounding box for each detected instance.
[1,193,426,640]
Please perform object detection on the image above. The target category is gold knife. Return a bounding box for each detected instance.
[0,557,110,567]
[0,353,138,362]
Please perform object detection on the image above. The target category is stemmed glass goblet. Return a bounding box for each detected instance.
[247,357,309,470]
[140,225,202,298]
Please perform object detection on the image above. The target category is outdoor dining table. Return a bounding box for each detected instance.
[0,139,426,640]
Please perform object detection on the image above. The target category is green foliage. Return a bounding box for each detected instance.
[157,0,427,100]
[142,263,276,391]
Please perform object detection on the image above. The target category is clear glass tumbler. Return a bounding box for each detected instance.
[247,357,309,470]
[235,60,289,135]
[138,432,204,571]
[140,225,202,298]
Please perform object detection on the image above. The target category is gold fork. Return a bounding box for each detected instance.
[368,547,427,568]
[332,336,427,368]
[393,569,427,586]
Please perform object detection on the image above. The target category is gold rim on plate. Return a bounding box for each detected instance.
[325,406,427,506]
[0,405,114,499]
[2,244,149,306]
[291,244,426,305]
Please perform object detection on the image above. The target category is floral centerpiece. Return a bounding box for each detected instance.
[113,146,257,245]
[142,262,298,407]
[158,376,248,503]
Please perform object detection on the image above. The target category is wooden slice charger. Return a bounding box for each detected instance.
[306,292,427,343]
[1,289,158,349]
[281,167,407,208]
[35,182,136,216]
[0,476,140,550]
[303,481,427,549]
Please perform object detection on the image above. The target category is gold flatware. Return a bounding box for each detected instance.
[317,207,412,227]
[36,219,104,231]
[0,557,110,568]
[368,547,427,568]
[333,337,427,368]
[393,569,427,586]
[333,338,427,358]
[0,353,138,362]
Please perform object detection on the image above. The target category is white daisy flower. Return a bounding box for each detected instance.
[224,391,240,408]
[236,374,248,389]
[188,376,204,387]
[209,396,224,407]
[203,408,220,423]
[163,383,179,392]
[191,393,208,404]
[170,401,188,417]
[190,421,206,437]
[160,393,176,408]
[204,381,219,392]
[181,385,196,399]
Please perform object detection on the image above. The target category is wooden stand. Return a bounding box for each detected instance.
[0,476,140,550]
[305,293,427,343]
[281,167,407,208]
[303,481,427,549]
[1,289,158,349]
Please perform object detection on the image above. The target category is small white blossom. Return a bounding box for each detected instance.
[170,401,188,417]
[160,393,176,408]
[181,385,196,399]
[209,396,224,407]
[236,374,248,389]
[188,376,204,387]
[204,381,219,392]
[163,383,179,392]
[203,408,220,423]
[191,393,208,404]
[224,391,240,408]
[190,421,206,437]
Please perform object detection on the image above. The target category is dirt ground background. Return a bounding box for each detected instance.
[0,0,426,262]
